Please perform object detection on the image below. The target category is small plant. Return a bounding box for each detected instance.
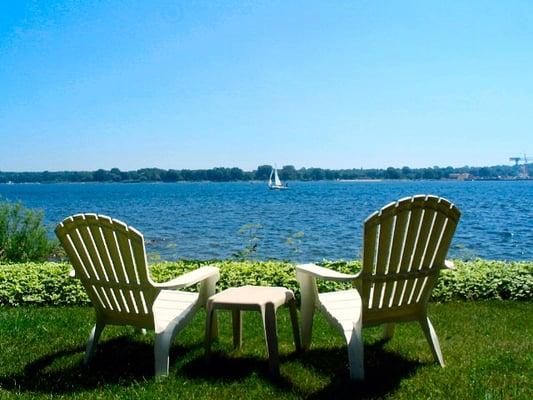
[148,252,162,263]
[0,201,57,262]
[285,231,305,254]
[232,223,263,260]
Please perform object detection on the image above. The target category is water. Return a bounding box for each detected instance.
[1,181,531,261]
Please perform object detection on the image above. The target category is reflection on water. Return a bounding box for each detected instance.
[1,181,531,262]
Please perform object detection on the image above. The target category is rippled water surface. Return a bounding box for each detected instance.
[1,181,531,261]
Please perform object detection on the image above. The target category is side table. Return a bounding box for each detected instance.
[205,285,301,376]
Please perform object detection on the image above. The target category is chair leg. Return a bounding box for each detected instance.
[288,297,301,352]
[84,320,105,365]
[382,323,396,341]
[200,278,218,340]
[419,317,445,367]
[154,332,173,377]
[205,304,216,357]
[345,316,364,380]
[261,303,280,377]
[297,273,317,350]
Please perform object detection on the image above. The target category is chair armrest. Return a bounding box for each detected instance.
[443,260,456,270]
[296,263,360,282]
[153,266,220,289]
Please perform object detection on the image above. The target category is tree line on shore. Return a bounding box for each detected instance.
[0,164,527,183]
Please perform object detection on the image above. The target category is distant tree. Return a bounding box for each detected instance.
[385,167,400,179]
[366,169,381,179]
[422,168,436,179]
[298,168,308,180]
[138,168,162,181]
[109,168,122,181]
[229,167,245,181]
[324,169,338,180]
[401,166,412,179]
[308,168,325,180]
[163,169,181,182]
[94,169,110,181]
[255,165,272,181]
[206,168,225,181]
[441,166,454,179]
[478,167,491,178]
[280,165,298,180]
[193,169,208,181]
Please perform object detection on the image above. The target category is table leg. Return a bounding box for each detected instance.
[232,309,242,348]
[261,303,279,376]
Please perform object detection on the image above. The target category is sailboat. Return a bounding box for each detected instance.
[268,167,288,190]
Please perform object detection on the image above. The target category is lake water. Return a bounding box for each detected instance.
[1,181,531,262]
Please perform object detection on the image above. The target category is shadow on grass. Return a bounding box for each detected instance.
[0,336,196,395]
[1,336,424,398]
[182,350,296,392]
[181,339,423,399]
[297,340,423,399]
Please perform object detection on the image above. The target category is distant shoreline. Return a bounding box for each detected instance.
[1,178,532,185]
[1,164,530,184]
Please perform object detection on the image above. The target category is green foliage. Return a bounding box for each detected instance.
[0,201,57,262]
[231,223,262,260]
[0,262,87,306]
[0,259,530,306]
[433,260,532,301]
[285,231,305,254]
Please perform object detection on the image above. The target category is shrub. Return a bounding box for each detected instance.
[0,262,87,306]
[0,201,57,262]
[0,259,531,306]
[433,260,532,301]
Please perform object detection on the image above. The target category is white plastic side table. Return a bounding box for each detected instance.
[205,285,301,376]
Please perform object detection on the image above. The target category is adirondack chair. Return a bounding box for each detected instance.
[55,214,220,377]
[296,195,461,380]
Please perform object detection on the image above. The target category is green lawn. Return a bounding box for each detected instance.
[0,301,531,399]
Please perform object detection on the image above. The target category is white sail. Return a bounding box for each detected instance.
[274,168,282,186]
[268,165,288,189]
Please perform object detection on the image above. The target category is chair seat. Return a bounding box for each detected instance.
[318,289,362,331]
[153,290,200,333]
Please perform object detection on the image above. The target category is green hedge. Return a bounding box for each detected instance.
[0,260,531,306]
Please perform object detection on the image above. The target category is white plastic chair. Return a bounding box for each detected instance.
[296,195,461,380]
[55,214,220,377]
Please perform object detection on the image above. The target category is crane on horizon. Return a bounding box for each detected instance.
[509,154,529,178]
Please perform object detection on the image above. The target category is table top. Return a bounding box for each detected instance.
[208,285,294,309]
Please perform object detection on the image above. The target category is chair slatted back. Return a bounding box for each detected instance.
[361,195,460,314]
[55,214,158,322]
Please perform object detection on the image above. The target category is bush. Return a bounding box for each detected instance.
[0,259,531,306]
[0,201,57,262]
[0,262,87,306]
[433,260,532,301]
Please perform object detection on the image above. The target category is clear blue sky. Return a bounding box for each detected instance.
[0,1,532,171]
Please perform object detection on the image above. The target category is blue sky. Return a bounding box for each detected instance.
[0,1,532,171]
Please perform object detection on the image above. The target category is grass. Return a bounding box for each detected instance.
[0,301,531,399]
